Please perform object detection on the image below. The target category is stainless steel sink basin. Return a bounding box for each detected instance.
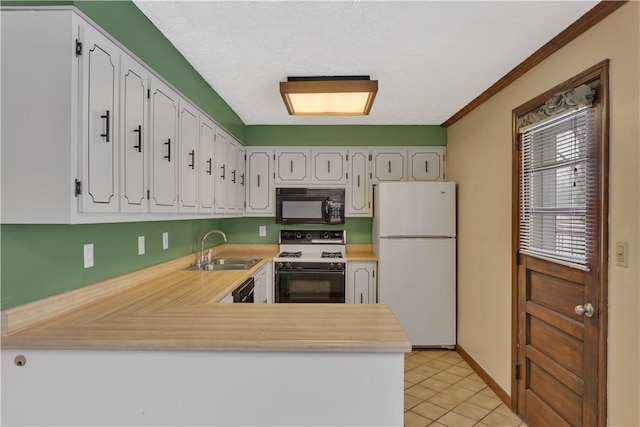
[186,258,261,271]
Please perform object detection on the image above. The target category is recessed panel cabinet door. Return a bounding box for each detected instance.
[178,101,199,212]
[347,262,376,304]
[347,150,371,216]
[198,118,216,213]
[274,149,310,184]
[312,150,347,184]
[408,148,445,181]
[120,56,148,212]
[226,141,238,213]
[80,25,119,212]
[150,77,178,212]
[371,150,406,183]
[213,129,228,213]
[236,145,246,212]
[245,148,274,216]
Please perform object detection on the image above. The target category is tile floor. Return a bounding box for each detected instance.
[404,350,527,427]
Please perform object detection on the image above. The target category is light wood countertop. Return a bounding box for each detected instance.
[2,244,408,353]
[346,244,378,262]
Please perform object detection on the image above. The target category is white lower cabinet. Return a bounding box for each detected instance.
[253,263,274,304]
[220,293,234,303]
[347,262,377,304]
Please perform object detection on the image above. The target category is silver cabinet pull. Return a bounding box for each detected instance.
[575,303,594,318]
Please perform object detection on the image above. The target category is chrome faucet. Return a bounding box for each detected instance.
[199,229,227,266]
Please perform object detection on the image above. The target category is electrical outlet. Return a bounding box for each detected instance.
[138,236,145,255]
[162,232,169,250]
[615,241,628,267]
[259,226,266,237]
[83,243,94,268]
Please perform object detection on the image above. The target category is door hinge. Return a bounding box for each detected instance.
[369,172,372,179]
[74,179,82,196]
[368,154,372,161]
[346,172,349,179]
[75,40,82,56]
[443,172,446,180]
[515,363,521,380]
[346,154,349,161]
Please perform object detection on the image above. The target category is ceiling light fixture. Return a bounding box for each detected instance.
[280,76,378,116]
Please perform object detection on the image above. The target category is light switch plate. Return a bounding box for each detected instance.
[259,226,266,237]
[162,232,169,250]
[615,241,628,267]
[138,236,145,255]
[83,243,94,269]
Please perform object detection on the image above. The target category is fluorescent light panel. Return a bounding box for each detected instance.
[280,78,378,116]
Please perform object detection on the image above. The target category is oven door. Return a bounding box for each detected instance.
[275,269,346,303]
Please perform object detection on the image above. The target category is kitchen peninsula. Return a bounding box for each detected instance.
[1,245,409,426]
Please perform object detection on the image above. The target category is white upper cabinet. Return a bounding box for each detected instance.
[198,117,216,214]
[245,148,275,216]
[120,55,149,213]
[149,76,179,212]
[346,150,371,216]
[371,149,407,183]
[311,149,347,185]
[178,100,199,213]
[79,23,120,213]
[236,145,246,212]
[213,128,229,214]
[408,147,446,181]
[274,148,311,185]
[226,140,239,213]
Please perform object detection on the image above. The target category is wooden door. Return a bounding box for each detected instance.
[513,62,608,427]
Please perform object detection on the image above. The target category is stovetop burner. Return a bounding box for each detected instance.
[321,251,343,259]
[278,251,302,258]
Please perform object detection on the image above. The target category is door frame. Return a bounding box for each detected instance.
[511,60,610,425]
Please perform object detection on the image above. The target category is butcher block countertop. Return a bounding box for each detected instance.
[1,244,408,353]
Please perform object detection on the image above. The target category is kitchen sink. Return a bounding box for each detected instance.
[186,258,261,271]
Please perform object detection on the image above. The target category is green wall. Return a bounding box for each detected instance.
[0,1,444,310]
[1,219,223,309]
[245,125,446,146]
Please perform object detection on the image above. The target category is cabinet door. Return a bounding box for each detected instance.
[245,148,274,215]
[311,149,347,184]
[408,147,445,181]
[236,145,246,213]
[213,129,228,213]
[371,150,406,183]
[346,150,371,216]
[226,141,238,213]
[120,56,148,213]
[178,100,199,212]
[253,263,273,303]
[149,77,179,212]
[274,149,310,184]
[348,262,377,304]
[198,118,216,213]
[79,25,119,212]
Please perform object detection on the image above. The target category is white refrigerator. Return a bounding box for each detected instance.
[372,181,456,347]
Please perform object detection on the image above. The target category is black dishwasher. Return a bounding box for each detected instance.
[232,277,254,303]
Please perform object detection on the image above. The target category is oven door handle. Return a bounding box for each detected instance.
[276,269,345,275]
[323,198,331,222]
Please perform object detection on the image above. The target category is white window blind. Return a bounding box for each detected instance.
[519,106,595,268]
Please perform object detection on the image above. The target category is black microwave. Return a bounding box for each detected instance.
[275,188,345,225]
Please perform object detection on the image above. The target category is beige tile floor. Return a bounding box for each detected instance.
[404,350,528,427]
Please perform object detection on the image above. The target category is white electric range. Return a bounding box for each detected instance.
[273,230,347,303]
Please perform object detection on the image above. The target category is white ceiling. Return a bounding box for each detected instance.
[132,0,598,126]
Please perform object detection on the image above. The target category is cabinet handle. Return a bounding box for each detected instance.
[207,158,212,175]
[360,293,363,304]
[188,150,195,169]
[221,164,226,179]
[425,160,428,173]
[388,160,391,173]
[240,173,245,186]
[164,139,171,162]
[232,170,236,183]
[328,160,331,173]
[290,160,293,173]
[133,125,142,152]
[357,175,361,188]
[257,174,261,187]
[100,110,111,142]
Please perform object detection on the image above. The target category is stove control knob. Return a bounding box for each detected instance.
[285,262,292,269]
[277,262,284,269]
[296,232,302,239]
[337,263,344,270]
[324,232,329,239]
[329,263,335,270]
[306,233,312,240]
